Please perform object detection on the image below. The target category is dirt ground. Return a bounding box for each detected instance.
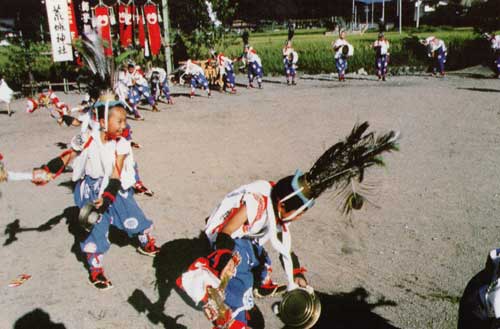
[1,71,500,329]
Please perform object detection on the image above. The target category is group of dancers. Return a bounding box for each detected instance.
[3,28,500,329]
[331,29,448,81]
[331,30,500,81]
[0,32,404,329]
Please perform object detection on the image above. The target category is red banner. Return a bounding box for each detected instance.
[136,7,146,49]
[118,4,133,48]
[144,4,162,56]
[94,6,113,57]
[67,0,78,40]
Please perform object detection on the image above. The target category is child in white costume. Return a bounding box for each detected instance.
[0,74,13,116]
[180,60,211,98]
[178,122,400,329]
[32,95,161,290]
[332,30,353,82]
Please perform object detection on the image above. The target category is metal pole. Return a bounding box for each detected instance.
[416,1,420,29]
[355,6,357,29]
[399,0,402,34]
[161,0,173,75]
[352,0,355,30]
[371,1,374,26]
[365,6,369,26]
[382,0,385,22]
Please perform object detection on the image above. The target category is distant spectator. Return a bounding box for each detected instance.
[0,73,14,116]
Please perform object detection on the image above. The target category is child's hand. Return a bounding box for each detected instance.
[32,168,51,185]
[94,198,104,209]
[294,276,308,288]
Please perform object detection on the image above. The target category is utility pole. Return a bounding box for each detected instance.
[161,0,173,75]
[352,0,355,30]
[371,1,374,27]
[382,0,385,22]
[399,0,402,34]
[416,0,421,29]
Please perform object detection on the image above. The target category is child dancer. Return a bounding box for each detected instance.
[485,33,500,78]
[127,62,159,119]
[27,89,70,120]
[372,32,390,81]
[177,122,400,328]
[421,36,447,76]
[181,60,211,98]
[332,30,353,82]
[32,92,161,290]
[283,41,298,85]
[0,73,14,116]
[146,66,174,104]
[242,45,263,89]
[215,53,237,94]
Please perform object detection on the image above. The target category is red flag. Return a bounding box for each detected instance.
[118,4,133,48]
[144,4,162,56]
[136,7,146,49]
[94,6,113,57]
[67,0,78,40]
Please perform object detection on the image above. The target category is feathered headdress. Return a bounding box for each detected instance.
[242,30,249,49]
[287,23,295,42]
[272,121,399,220]
[75,33,125,131]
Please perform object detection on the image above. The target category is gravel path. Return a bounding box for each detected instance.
[1,73,499,329]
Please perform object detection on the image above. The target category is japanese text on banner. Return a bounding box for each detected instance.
[45,0,73,62]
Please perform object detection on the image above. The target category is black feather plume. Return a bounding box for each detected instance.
[74,33,116,100]
[303,121,399,215]
[288,23,295,41]
[242,30,249,46]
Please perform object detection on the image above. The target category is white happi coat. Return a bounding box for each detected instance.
[245,51,262,67]
[0,79,13,104]
[426,37,446,55]
[184,60,205,76]
[217,55,233,76]
[332,38,354,59]
[204,180,297,289]
[146,67,168,82]
[115,70,130,101]
[373,39,390,56]
[491,35,500,51]
[127,67,148,87]
[70,128,137,196]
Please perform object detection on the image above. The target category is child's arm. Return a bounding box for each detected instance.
[32,149,77,185]
[94,154,126,212]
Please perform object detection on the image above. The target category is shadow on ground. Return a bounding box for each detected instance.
[127,233,212,328]
[310,287,400,329]
[128,232,267,328]
[13,308,66,329]
[457,87,500,93]
[3,205,139,273]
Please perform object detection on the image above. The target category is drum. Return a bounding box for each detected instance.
[78,203,100,232]
[341,45,349,56]
[274,288,321,329]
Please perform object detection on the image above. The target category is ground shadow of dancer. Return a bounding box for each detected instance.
[128,289,187,329]
[3,206,78,246]
[13,308,66,329]
[149,232,266,328]
[153,232,212,311]
[310,287,400,329]
[125,233,211,329]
